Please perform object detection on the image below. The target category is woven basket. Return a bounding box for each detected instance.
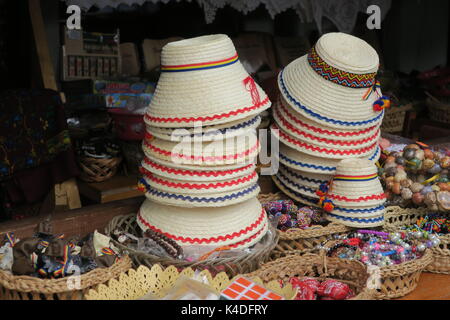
[0,255,132,300]
[381,104,412,133]
[323,239,433,299]
[246,253,375,300]
[78,156,122,183]
[426,95,450,124]
[258,192,350,259]
[104,214,279,277]
[384,205,450,275]
[85,264,296,300]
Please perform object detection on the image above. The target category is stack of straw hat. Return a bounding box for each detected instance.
[137,34,272,250]
[271,32,389,213]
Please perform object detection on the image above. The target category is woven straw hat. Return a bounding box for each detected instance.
[141,156,256,182]
[325,211,384,228]
[279,32,384,129]
[142,131,259,166]
[323,158,386,208]
[146,116,261,142]
[276,142,380,174]
[143,182,260,207]
[272,175,319,207]
[145,34,271,128]
[274,96,381,141]
[141,170,258,194]
[279,164,331,190]
[271,123,379,159]
[137,198,269,249]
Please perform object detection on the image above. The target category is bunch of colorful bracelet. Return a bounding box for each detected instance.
[403,214,449,235]
[324,229,441,267]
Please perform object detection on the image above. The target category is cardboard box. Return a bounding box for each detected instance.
[141,37,183,72]
[120,42,141,76]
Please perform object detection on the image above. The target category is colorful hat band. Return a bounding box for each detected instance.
[307,46,376,89]
[333,173,378,182]
[137,207,266,245]
[279,69,384,127]
[161,53,239,72]
[326,212,384,224]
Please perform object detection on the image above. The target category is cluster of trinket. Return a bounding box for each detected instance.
[379,143,450,211]
[403,214,449,235]
[324,229,441,267]
[263,200,326,231]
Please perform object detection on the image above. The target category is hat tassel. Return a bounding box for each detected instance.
[243,76,261,105]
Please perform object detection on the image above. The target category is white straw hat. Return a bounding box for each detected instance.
[275,170,319,199]
[275,96,381,142]
[141,156,256,182]
[279,164,331,190]
[141,170,258,194]
[146,116,261,142]
[137,198,269,249]
[271,175,320,207]
[276,140,381,174]
[142,131,259,166]
[143,182,260,207]
[271,123,379,159]
[320,158,386,208]
[279,32,385,130]
[145,34,271,128]
[325,210,384,228]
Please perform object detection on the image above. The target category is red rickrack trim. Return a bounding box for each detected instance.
[275,106,379,146]
[278,102,377,137]
[143,171,257,190]
[141,158,254,177]
[327,192,386,202]
[272,124,376,156]
[143,139,260,161]
[145,96,270,124]
[228,222,267,248]
[137,208,266,244]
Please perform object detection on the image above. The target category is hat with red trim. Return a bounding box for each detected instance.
[144,34,271,128]
[137,198,269,249]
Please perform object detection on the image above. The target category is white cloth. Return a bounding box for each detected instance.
[63,0,391,33]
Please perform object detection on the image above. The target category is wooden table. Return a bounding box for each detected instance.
[398,273,450,300]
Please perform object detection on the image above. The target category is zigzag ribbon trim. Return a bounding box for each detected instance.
[278,102,376,137]
[145,96,270,124]
[281,165,327,184]
[327,213,384,223]
[276,171,317,195]
[146,183,259,203]
[144,171,257,190]
[308,47,376,88]
[137,208,266,244]
[141,158,253,177]
[279,69,384,126]
[326,192,386,202]
[333,205,385,213]
[143,139,259,161]
[273,123,377,156]
[274,106,380,146]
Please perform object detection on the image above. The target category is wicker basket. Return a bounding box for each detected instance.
[0,255,132,300]
[426,95,450,124]
[78,156,122,183]
[323,239,433,299]
[85,264,296,300]
[104,214,279,277]
[258,192,350,259]
[384,205,450,275]
[245,253,375,300]
[381,103,412,133]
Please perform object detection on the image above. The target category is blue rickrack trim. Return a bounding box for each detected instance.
[274,176,318,203]
[281,165,327,184]
[279,153,335,171]
[146,183,258,203]
[276,171,316,194]
[278,69,384,127]
[327,213,384,223]
[333,204,385,214]
[172,116,260,138]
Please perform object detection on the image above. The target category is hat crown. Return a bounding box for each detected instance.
[315,32,379,74]
[161,34,237,66]
[335,158,377,176]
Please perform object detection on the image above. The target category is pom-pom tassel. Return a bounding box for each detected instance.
[373,95,390,112]
[322,199,335,212]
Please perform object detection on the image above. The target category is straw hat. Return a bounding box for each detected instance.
[276,142,380,174]
[275,170,319,199]
[271,123,379,159]
[319,158,386,208]
[141,156,256,182]
[146,116,261,142]
[279,32,386,129]
[325,211,384,228]
[142,131,259,166]
[271,175,320,207]
[274,96,381,141]
[141,170,258,194]
[143,181,260,207]
[145,34,271,128]
[279,164,331,189]
[137,198,269,249]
